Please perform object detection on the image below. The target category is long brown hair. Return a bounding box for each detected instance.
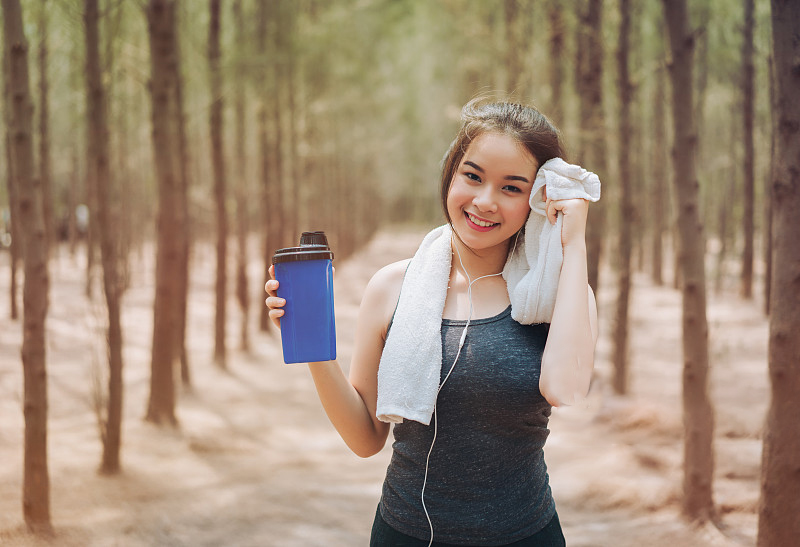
[440,98,565,226]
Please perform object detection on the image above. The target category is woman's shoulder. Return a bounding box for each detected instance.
[360,259,411,335]
[365,259,410,302]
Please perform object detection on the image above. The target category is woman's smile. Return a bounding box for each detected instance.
[465,211,499,231]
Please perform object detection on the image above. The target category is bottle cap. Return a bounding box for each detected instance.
[272,231,334,264]
[300,231,329,247]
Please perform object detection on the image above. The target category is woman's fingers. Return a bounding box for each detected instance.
[550,198,590,247]
[265,278,279,297]
[265,293,285,330]
[268,308,284,329]
[546,198,558,225]
[265,265,283,329]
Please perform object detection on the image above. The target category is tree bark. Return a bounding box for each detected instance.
[233,0,250,352]
[575,0,607,293]
[651,62,667,286]
[286,14,301,243]
[503,0,523,96]
[173,19,191,389]
[37,0,52,257]
[85,102,98,298]
[258,0,282,333]
[758,1,800,543]
[3,51,20,319]
[612,0,633,395]
[740,0,755,298]
[715,123,736,294]
[2,0,52,531]
[763,56,774,316]
[209,0,228,368]
[68,149,79,257]
[85,0,124,475]
[257,0,271,333]
[662,0,716,523]
[546,0,564,125]
[145,0,181,426]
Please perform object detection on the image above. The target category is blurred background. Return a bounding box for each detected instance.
[0,0,774,263]
[2,0,790,545]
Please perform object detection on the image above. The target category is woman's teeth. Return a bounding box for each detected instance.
[467,212,497,227]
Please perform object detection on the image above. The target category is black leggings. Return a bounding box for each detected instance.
[369,505,566,547]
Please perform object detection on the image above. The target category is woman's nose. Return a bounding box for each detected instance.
[473,187,498,212]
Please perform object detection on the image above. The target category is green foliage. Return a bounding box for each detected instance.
[0,0,775,247]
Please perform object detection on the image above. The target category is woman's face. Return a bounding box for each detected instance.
[446,131,538,253]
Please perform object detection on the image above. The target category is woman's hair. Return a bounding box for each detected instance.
[440,98,565,225]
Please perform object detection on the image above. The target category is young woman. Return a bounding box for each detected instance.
[266,99,599,546]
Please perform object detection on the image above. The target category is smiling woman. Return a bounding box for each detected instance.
[266,98,599,547]
[446,132,536,251]
[439,100,565,226]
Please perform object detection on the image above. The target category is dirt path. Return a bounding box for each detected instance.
[0,228,765,546]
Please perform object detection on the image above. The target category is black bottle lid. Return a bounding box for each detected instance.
[300,231,329,247]
[272,231,334,264]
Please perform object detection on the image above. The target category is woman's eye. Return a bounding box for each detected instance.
[465,172,481,182]
[504,185,522,193]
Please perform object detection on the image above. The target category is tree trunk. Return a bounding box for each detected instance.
[546,0,564,125]
[763,56,774,316]
[233,0,250,352]
[503,0,523,95]
[37,0,52,257]
[286,26,301,242]
[629,4,645,275]
[68,149,79,257]
[740,0,755,298]
[651,62,667,286]
[2,0,52,531]
[612,0,633,396]
[173,4,191,388]
[85,0,124,475]
[6,145,20,318]
[758,1,800,543]
[259,0,282,333]
[575,0,607,293]
[85,121,97,298]
[112,24,132,295]
[257,0,271,332]
[4,95,20,319]
[209,0,227,368]
[145,0,180,426]
[715,123,737,294]
[662,0,716,523]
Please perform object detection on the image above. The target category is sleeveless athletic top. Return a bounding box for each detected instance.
[379,306,555,546]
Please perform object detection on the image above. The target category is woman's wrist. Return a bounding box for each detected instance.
[561,240,587,257]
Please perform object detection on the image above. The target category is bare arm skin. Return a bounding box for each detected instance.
[265,260,409,457]
[539,197,599,407]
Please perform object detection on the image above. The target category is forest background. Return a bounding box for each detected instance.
[2,0,798,545]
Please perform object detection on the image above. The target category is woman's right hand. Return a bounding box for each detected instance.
[264,265,284,329]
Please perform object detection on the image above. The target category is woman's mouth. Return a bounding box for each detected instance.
[465,212,499,232]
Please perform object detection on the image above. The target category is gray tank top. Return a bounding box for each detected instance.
[379,306,555,545]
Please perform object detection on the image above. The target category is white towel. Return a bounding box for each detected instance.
[376,158,601,425]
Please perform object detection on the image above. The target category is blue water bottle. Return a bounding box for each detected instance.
[272,231,336,364]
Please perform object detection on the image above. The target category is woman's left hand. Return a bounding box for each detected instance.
[543,188,589,249]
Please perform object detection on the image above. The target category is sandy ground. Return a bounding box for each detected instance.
[0,227,766,546]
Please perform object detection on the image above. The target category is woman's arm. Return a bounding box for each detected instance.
[266,261,407,457]
[539,198,599,407]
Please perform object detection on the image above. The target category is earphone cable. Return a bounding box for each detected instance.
[421,236,503,547]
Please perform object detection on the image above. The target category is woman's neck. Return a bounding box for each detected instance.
[450,235,509,280]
